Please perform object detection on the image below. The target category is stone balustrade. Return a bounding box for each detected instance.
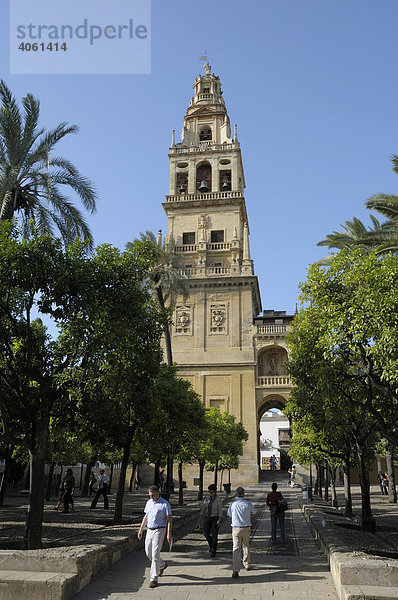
[165,190,242,203]
[174,244,198,253]
[207,266,231,275]
[169,142,240,154]
[256,324,288,335]
[174,242,232,253]
[197,93,216,101]
[207,242,231,251]
[178,267,231,276]
[257,375,291,387]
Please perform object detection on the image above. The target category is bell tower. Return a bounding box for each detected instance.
[163,63,262,484]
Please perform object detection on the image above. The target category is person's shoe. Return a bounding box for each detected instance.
[158,562,168,576]
[232,571,239,578]
[244,565,250,571]
[210,551,216,557]
[149,580,158,588]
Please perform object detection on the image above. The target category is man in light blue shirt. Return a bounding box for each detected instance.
[227,486,256,578]
[138,486,172,588]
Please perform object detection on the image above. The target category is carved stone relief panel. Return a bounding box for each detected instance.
[242,316,253,346]
[175,304,193,335]
[210,303,227,334]
[198,214,209,229]
[258,347,288,375]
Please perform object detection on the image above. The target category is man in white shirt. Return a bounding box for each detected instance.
[90,469,109,509]
[138,486,172,589]
[227,486,257,578]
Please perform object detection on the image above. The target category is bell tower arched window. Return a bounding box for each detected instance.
[199,128,212,141]
[196,163,212,192]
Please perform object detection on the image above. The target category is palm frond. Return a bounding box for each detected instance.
[366,193,398,221]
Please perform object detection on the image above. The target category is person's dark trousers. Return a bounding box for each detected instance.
[203,516,218,554]
[63,490,73,512]
[91,486,109,509]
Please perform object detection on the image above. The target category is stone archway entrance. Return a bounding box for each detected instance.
[257,395,292,478]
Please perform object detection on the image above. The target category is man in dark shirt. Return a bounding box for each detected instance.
[266,482,285,544]
[196,484,223,556]
[62,468,75,513]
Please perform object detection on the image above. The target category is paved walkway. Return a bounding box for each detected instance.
[73,487,338,599]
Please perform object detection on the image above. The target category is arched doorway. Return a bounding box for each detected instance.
[257,395,292,479]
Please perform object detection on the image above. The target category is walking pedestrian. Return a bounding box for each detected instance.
[383,472,389,495]
[196,483,223,557]
[377,471,386,495]
[134,469,141,491]
[62,468,75,514]
[88,471,97,496]
[90,469,109,509]
[270,455,277,471]
[266,482,286,544]
[137,485,172,589]
[288,464,296,487]
[227,486,257,578]
[159,469,165,492]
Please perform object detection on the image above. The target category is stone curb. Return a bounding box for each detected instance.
[301,499,398,600]
[0,507,198,600]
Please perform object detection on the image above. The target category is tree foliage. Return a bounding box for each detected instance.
[0,81,97,246]
[287,249,398,529]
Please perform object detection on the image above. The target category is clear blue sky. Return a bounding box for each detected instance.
[2,0,398,314]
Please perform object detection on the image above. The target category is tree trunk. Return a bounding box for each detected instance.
[109,463,114,493]
[318,464,323,499]
[178,461,184,506]
[343,455,353,518]
[166,455,173,494]
[79,464,84,490]
[213,462,218,488]
[23,419,49,549]
[81,456,97,497]
[154,459,160,487]
[197,460,204,501]
[113,442,131,525]
[45,461,55,501]
[156,286,173,366]
[330,466,338,508]
[24,462,31,490]
[0,445,12,507]
[314,467,319,496]
[386,443,397,504]
[324,462,329,502]
[219,468,224,493]
[129,462,137,492]
[355,443,375,533]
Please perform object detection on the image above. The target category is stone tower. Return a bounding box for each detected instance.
[162,63,262,485]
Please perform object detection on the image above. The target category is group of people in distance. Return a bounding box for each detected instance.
[138,481,287,588]
[54,468,110,513]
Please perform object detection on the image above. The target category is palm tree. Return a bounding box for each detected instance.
[318,215,382,252]
[126,230,188,366]
[127,231,188,496]
[365,155,398,253]
[0,80,96,246]
[318,155,398,259]
[316,216,384,264]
